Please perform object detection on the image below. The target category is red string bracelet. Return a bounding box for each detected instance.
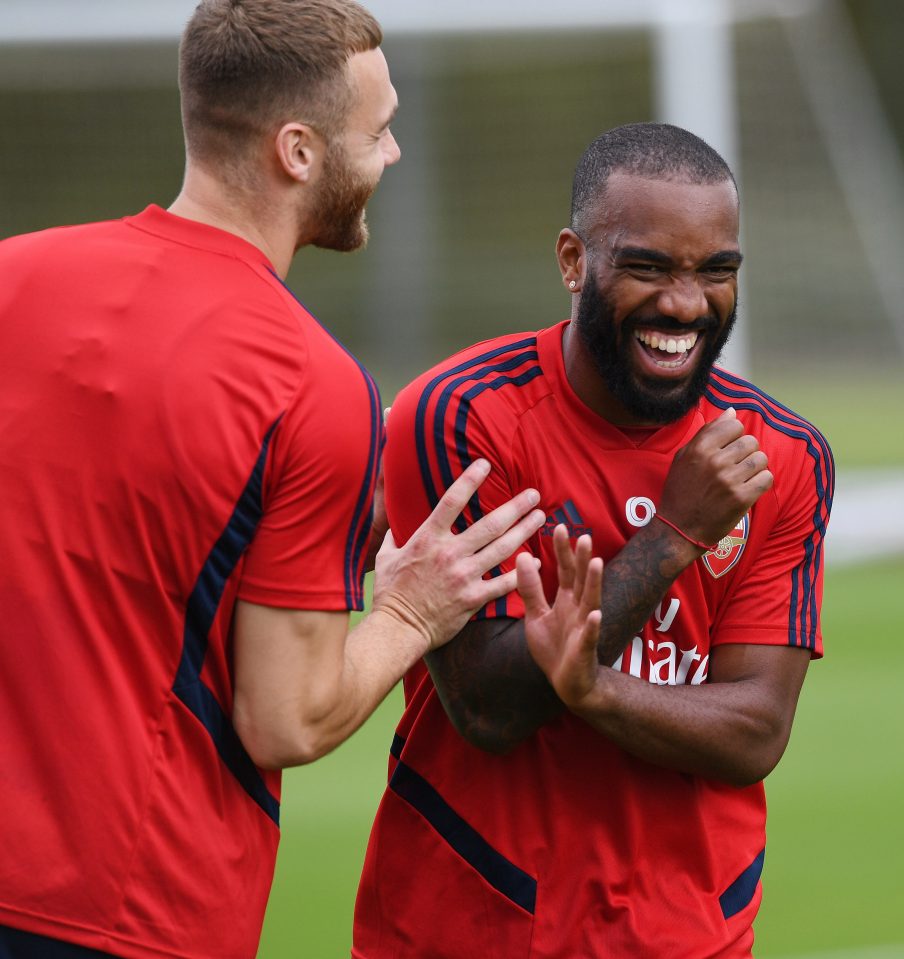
[654,513,719,553]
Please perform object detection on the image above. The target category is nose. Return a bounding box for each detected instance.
[656,275,709,324]
[384,130,401,167]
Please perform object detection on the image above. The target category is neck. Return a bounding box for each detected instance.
[169,163,296,278]
[561,320,652,427]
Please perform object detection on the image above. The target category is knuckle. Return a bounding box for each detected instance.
[480,514,504,538]
[444,547,468,583]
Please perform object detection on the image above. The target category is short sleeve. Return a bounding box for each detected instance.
[710,428,834,658]
[238,351,382,612]
[384,374,528,621]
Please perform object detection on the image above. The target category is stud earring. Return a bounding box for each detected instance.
[569,280,577,290]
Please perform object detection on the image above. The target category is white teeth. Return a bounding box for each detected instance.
[636,330,698,355]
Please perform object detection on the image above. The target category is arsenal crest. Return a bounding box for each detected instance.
[702,514,750,579]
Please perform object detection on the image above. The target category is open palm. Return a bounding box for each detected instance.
[516,525,604,708]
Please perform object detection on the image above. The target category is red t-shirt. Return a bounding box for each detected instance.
[0,207,381,959]
[353,321,832,959]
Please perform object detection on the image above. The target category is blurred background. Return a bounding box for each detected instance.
[2,1,902,956]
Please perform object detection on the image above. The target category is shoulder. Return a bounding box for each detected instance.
[704,368,832,462]
[703,368,835,506]
[265,292,380,455]
[0,220,114,262]
[391,329,550,436]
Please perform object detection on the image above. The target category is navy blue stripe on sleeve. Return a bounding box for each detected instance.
[272,274,383,610]
[174,417,282,825]
[411,342,541,619]
[706,370,834,651]
[446,367,545,618]
[342,365,382,609]
[413,337,538,509]
[443,365,544,532]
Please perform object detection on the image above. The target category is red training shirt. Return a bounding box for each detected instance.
[353,321,832,959]
[0,206,381,959]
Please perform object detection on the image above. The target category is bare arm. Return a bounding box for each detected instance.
[520,547,810,783]
[426,522,690,752]
[232,459,546,769]
[427,410,774,753]
[573,643,809,785]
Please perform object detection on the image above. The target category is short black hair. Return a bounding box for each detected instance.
[571,122,736,234]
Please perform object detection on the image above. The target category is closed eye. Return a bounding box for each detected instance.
[701,265,740,279]
[624,262,667,276]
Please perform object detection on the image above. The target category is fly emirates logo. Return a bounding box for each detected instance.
[610,598,709,685]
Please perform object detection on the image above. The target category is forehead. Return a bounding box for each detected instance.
[589,172,740,255]
[344,47,397,128]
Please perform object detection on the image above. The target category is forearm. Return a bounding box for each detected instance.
[572,667,794,787]
[427,619,564,754]
[596,520,703,665]
[335,607,431,731]
[283,609,430,766]
[234,604,430,770]
[426,521,701,755]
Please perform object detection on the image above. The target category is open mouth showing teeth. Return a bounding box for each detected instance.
[634,329,699,368]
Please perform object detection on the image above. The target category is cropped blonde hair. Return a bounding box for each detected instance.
[179,0,382,162]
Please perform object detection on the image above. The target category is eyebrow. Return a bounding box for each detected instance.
[612,246,743,267]
[378,101,399,132]
[613,246,672,266]
[704,250,744,267]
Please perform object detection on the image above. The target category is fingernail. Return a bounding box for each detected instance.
[473,458,490,474]
[527,489,540,505]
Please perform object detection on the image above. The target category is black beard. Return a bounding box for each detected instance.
[574,278,736,424]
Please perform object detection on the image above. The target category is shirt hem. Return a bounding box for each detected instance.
[236,585,361,611]
[712,627,823,658]
[0,906,225,959]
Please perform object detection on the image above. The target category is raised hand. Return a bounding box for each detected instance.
[373,459,546,652]
[658,407,773,550]
[516,525,604,707]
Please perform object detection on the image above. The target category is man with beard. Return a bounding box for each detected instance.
[0,3,548,958]
[352,123,833,958]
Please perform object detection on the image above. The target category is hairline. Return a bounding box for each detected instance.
[572,167,739,238]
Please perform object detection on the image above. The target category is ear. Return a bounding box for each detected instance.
[556,228,586,294]
[274,122,324,184]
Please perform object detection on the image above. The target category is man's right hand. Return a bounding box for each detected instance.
[658,407,773,550]
[372,459,545,653]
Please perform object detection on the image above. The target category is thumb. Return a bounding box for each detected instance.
[516,551,549,620]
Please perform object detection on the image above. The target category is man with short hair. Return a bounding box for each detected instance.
[0,2,545,957]
[353,122,833,958]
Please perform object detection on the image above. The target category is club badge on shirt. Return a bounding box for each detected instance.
[702,513,750,578]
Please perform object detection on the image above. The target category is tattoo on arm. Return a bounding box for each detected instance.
[425,524,696,752]
[426,619,563,754]
[596,522,698,665]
